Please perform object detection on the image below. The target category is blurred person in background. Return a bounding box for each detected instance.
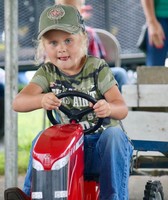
[141,0,168,66]
[56,0,129,91]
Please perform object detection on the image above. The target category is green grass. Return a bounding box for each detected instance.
[0,153,4,175]
[18,110,44,150]
[0,109,49,175]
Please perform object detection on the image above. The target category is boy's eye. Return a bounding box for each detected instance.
[65,38,72,44]
[50,41,57,46]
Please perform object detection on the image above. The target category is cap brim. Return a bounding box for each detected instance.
[37,24,80,39]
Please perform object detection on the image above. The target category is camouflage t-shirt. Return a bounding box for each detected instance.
[31,56,119,131]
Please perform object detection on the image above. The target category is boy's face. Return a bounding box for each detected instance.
[43,30,86,75]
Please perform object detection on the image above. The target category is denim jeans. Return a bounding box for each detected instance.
[23,126,133,200]
[146,17,168,66]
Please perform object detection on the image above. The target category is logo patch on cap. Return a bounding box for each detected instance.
[47,5,65,20]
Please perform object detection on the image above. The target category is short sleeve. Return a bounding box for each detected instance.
[97,60,118,95]
[30,65,51,93]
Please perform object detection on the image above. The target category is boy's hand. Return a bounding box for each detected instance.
[41,92,61,110]
[93,99,111,118]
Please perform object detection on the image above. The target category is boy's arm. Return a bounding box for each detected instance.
[93,85,128,120]
[13,82,62,112]
[12,83,45,112]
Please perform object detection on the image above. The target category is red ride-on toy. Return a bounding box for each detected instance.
[5,91,103,200]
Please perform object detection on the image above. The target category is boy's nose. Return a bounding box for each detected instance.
[58,43,66,53]
[58,49,66,53]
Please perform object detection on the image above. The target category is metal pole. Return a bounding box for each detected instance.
[105,0,110,31]
[4,0,18,188]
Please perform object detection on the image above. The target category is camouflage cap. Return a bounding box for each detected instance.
[38,4,85,39]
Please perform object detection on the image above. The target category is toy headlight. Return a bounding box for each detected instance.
[33,159,44,170]
[51,154,69,170]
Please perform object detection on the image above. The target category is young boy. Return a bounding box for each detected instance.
[5,4,133,200]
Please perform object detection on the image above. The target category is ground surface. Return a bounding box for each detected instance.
[0,175,168,200]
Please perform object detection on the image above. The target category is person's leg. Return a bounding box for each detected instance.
[23,132,42,196]
[97,127,133,200]
[84,133,100,177]
[111,67,128,92]
[146,18,168,66]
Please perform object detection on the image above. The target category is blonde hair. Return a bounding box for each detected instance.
[35,30,88,65]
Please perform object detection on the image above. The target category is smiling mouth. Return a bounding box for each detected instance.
[59,56,70,61]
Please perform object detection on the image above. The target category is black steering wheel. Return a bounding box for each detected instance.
[47,91,103,134]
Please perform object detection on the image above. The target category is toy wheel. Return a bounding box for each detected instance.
[47,91,103,134]
[143,180,164,200]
